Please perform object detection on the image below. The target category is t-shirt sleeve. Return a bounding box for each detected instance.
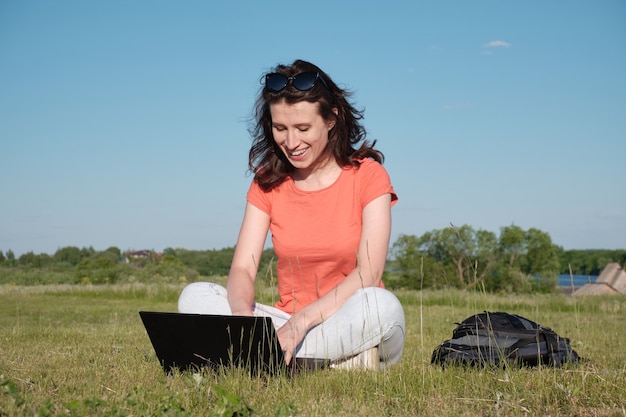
[246,179,271,214]
[359,159,398,208]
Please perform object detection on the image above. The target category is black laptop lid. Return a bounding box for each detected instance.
[139,311,285,374]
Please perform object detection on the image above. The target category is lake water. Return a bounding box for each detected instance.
[557,274,598,287]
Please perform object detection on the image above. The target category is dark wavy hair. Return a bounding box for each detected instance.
[248,59,384,191]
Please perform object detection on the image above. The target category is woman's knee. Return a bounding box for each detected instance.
[380,324,405,367]
[361,288,405,326]
[177,282,230,314]
[363,288,405,366]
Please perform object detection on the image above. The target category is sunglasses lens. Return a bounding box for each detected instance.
[266,74,289,92]
[265,71,324,92]
[292,72,318,91]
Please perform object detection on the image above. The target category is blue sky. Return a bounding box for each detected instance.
[1,1,625,257]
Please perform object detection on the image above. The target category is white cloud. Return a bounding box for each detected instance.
[483,40,511,48]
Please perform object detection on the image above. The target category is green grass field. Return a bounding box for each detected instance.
[1,283,624,416]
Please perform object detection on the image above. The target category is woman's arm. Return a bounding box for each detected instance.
[277,193,392,363]
[226,202,270,316]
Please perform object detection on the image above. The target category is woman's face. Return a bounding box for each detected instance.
[270,99,336,172]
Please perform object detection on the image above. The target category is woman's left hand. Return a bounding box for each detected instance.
[276,313,308,365]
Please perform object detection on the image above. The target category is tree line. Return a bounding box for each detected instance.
[0,246,276,286]
[1,226,624,292]
[390,224,626,293]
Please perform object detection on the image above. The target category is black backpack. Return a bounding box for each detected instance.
[431,311,580,367]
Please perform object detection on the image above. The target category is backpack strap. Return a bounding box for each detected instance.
[508,327,560,352]
[540,328,560,352]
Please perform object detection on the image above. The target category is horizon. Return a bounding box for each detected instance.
[2,239,624,259]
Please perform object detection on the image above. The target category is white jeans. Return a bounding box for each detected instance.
[177,282,405,368]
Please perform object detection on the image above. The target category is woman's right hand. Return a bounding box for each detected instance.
[276,313,309,365]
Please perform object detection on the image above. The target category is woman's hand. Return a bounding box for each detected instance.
[276,313,309,365]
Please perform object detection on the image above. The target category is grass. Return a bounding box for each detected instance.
[1,282,625,416]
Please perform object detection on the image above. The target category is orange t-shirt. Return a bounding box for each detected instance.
[246,158,398,314]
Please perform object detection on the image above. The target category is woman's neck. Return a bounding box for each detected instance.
[292,158,342,191]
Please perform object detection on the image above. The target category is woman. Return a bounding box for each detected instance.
[178,60,405,369]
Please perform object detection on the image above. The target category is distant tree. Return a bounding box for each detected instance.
[498,225,526,268]
[5,250,16,266]
[0,251,5,263]
[171,247,276,280]
[18,251,36,266]
[104,246,122,259]
[524,229,559,273]
[486,225,534,293]
[577,251,598,275]
[391,234,422,282]
[391,225,488,289]
[93,249,121,263]
[439,225,476,286]
[485,226,559,293]
[18,251,52,268]
[173,248,234,276]
[54,246,84,266]
[391,224,561,293]
[557,249,626,276]
[472,229,499,288]
[595,255,611,274]
[391,233,456,290]
[417,225,498,288]
[524,228,560,292]
[81,246,95,258]
[416,227,469,287]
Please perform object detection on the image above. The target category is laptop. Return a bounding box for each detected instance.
[139,311,327,375]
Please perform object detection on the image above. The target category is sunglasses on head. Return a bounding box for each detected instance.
[265,71,329,92]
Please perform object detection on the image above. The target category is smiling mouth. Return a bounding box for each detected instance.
[288,147,309,157]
